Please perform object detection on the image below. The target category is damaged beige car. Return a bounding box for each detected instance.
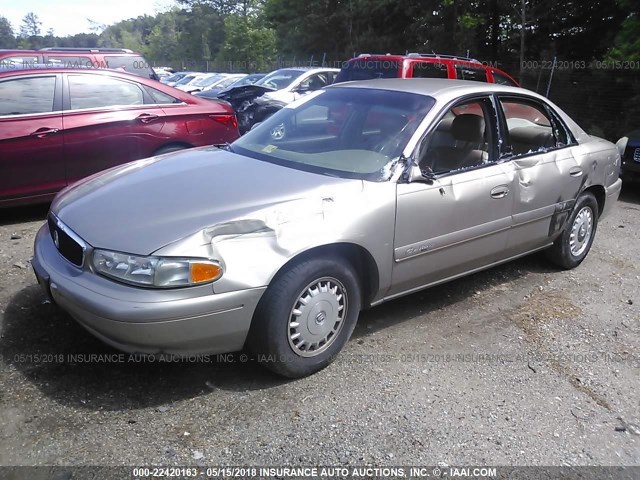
[33,79,622,378]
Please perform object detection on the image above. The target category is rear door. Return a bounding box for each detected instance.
[0,73,65,204]
[496,95,583,256]
[62,73,168,184]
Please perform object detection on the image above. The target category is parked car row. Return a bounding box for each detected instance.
[166,54,521,134]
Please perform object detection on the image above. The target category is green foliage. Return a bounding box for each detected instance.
[0,16,16,48]
[216,14,277,71]
[607,13,640,61]
[19,12,41,38]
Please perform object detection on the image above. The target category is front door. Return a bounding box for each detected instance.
[390,96,513,297]
[0,73,65,204]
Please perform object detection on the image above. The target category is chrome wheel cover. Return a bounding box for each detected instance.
[569,206,593,257]
[288,277,347,357]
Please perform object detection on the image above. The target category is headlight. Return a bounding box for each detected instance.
[92,249,223,288]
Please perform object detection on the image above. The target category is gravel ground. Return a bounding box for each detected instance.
[0,187,638,468]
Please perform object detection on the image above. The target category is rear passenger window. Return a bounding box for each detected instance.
[144,86,180,104]
[455,64,488,82]
[69,75,144,110]
[0,76,56,116]
[411,62,448,79]
[500,99,570,157]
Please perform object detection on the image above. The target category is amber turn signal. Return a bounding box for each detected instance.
[190,262,223,284]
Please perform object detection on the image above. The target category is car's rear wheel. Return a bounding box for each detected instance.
[247,256,361,378]
[546,192,598,269]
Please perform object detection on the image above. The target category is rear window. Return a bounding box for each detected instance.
[0,56,39,69]
[335,59,400,83]
[44,56,93,68]
[454,64,488,82]
[491,70,518,86]
[104,55,154,79]
[411,62,449,79]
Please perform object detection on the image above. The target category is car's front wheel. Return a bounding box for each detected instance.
[546,192,598,269]
[247,256,362,378]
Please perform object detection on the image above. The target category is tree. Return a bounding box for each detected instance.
[216,13,277,71]
[19,12,41,37]
[607,0,640,61]
[0,16,16,49]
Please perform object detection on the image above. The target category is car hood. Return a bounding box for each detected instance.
[216,84,277,108]
[52,147,361,255]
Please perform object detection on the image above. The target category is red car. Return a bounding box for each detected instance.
[335,53,519,86]
[0,67,240,207]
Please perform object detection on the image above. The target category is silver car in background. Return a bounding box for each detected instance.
[32,79,622,378]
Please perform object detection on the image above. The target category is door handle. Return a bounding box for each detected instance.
[136,113,160,124]
[30,127,59,138]
[490,185,509,199]
[569,166,583,177]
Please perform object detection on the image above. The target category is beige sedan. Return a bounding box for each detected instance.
[33,79,622,378]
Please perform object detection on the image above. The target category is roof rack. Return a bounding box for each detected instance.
[38,47,134,53]
[406,53,480,63]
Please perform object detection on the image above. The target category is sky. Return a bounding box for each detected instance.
[1,0,178,37]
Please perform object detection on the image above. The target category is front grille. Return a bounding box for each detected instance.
[634,148,640,163]
[48,214,86,267]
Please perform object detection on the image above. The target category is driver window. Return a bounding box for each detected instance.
[419,98,494,174]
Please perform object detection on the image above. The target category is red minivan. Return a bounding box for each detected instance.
[335,53,519,86]
[0,67,240,207]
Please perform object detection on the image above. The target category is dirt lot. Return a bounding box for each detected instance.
[0,187,638,468]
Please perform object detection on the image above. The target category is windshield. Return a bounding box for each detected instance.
[335,59,400,83]
[231,87,434,181]
[255,69,305,90]
[194,74,224,87]
[175,74,197,86]
[233,74,263,87]
[164,73,185,83]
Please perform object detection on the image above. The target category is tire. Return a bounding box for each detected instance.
[247,256,362,378]
[546,192,598,269]
[153,144,188,156]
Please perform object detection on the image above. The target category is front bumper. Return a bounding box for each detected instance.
[32,224,266,356]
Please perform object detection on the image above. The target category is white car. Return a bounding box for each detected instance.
[257,67,340,103]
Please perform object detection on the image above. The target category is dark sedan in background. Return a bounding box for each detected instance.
[0,67,240,207]
[617,131,640,182]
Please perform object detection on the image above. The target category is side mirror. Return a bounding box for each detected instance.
[406,164,435,184]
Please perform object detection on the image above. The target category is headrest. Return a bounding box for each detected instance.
[452,114,485,143]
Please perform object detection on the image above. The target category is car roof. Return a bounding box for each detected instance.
[330,78,523,97]
[328,78,589,142]
[0,66,150,82]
